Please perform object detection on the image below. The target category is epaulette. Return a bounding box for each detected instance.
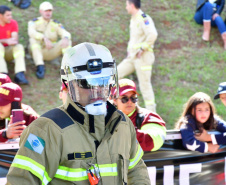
[141,13,149,25]
[53,19,60,24]
[141,13,147,18]
[32,18,38,22]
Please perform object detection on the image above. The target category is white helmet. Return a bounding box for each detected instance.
[61,42,118,114]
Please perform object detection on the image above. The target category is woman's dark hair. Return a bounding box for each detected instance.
[0,5,11,15]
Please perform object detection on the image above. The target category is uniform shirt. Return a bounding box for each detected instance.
[180,116,226,153]
[127,9,158,56]
[0,19,18,47]
[128,106,166,151]
[6,98,150,185]
[28,17,71,42]
[0,103,38,142]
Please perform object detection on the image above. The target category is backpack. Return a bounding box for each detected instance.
[10,0,32,9]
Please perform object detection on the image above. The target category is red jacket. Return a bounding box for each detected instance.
[129,106,165,151]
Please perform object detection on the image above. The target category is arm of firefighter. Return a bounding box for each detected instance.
[6,118,61,185]
[140,16,158,51]
[180,122,208,153]
[28,20,44,40]
[128,123,151,185]
[139,123,166,151]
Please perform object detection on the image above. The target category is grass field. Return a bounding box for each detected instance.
[4,0,226,129]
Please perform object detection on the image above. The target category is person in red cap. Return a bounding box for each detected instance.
[59,82,68,104]
[0,73,12,86]
[0,73,12,131]
[111,78,166,151]
[0,82,39,142]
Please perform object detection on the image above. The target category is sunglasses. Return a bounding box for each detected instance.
[120,96,138,104]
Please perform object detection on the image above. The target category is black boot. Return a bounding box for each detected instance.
[14,72,29,85]
[36,65,45,79]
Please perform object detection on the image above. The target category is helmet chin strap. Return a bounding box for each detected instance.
[84,100,107,116]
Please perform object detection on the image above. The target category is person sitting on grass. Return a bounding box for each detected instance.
[111,78,166,151]
[0,82,38,142]
[214,82,226,107]
[175,92,226,153]
[194,0,226,49]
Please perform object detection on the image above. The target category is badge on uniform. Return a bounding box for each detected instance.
[24,133,45,154]
[144,19,149,25]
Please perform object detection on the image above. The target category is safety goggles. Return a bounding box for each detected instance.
[120,96,138,104]
[77,76,111,89]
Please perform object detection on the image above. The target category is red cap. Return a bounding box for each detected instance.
[112,79,138,97]
[60,82,67,91]
[0,74,12,86]
[0,83,22,106]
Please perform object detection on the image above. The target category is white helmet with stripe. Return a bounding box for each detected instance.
[61,42,118,115]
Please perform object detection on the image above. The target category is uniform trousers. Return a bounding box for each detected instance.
[0,43,26,74]
[29,38,72,66]
[117,51,156,112]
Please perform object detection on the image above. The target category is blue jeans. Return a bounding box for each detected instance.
[194,2,226,34]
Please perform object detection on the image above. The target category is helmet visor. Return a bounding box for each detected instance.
[68,75,112,106]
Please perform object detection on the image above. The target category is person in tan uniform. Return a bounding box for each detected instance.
[28,1,72,79]
[6,42,150,185]
[0,5,29,85]
[117,0,158,112]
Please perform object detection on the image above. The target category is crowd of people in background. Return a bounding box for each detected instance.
[0,0,225,159]
[0,0,225,184]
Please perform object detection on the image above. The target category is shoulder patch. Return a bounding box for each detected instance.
[41,108,74,129]
[24,133,45,154]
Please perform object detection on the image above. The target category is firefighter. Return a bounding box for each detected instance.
[6,42,151,185]
[28,1,72,79]
[0,6,29,85]
[111,78,166,151]
[117,0,158,112]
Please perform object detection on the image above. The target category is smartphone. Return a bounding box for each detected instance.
[12,109,24,123]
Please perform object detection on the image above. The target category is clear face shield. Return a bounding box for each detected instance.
[65,59,118,115]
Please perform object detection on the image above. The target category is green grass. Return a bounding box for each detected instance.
[4,0,226,129]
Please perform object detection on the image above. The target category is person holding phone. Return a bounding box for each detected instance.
[0,73,12,130]
[0,82,39,142]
